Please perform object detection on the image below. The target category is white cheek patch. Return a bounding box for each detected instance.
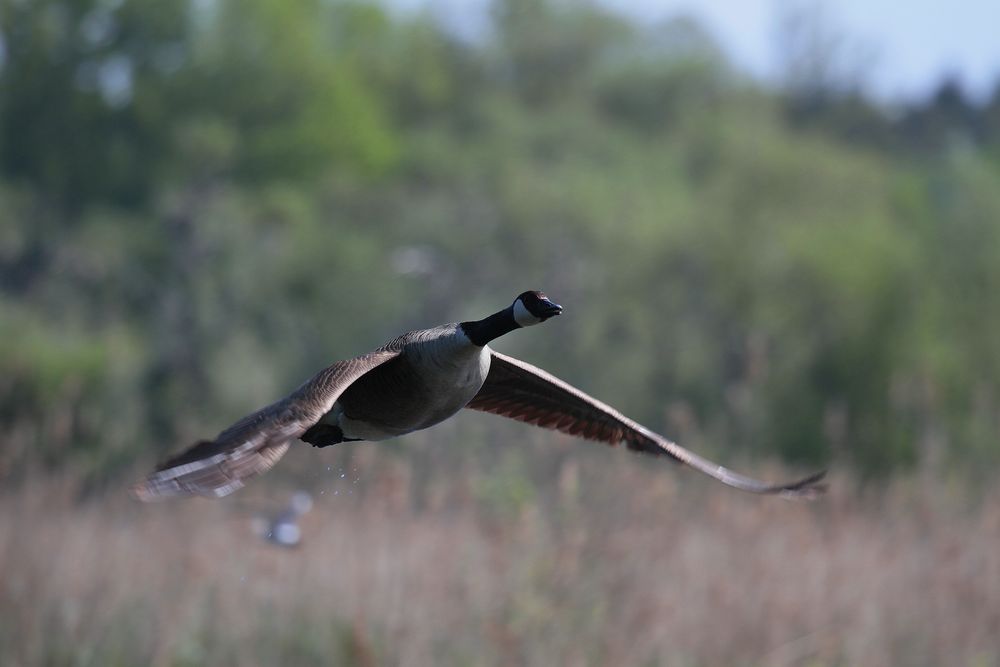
[513,299,542,327]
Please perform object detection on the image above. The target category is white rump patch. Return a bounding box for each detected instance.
[513,298,542,327]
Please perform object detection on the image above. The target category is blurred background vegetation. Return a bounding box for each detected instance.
[2,1,1000,663]
[3,0,1000,485]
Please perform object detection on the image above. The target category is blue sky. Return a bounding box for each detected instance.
[392,0,1000,103]
[605,0,1000,102]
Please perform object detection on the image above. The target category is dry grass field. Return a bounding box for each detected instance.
[3,439,999,667]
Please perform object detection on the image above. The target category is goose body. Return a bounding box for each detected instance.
[132,291,825,501]
[311,324,491,442]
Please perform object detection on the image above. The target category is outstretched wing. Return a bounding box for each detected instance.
[466,351,825,497]
[131,349,401,501]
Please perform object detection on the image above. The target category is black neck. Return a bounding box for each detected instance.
[460,306,519,346]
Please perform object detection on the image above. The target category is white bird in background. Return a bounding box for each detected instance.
[132,291,825,501]
[252,491,313,548]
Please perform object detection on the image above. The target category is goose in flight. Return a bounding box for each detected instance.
[132,291,825,501]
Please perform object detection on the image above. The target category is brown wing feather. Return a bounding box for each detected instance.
[131,349,401,501]
[466,351,826,498]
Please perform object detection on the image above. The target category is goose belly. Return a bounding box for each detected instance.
[336,393,471,440]
[325,346,490,440]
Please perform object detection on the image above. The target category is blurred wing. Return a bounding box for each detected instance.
[131,349,401,501]
[466,351,825,497]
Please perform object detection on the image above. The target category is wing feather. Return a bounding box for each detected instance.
[466,351,825,497]
[131,349,401,500]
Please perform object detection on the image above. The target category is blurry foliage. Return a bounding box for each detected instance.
[1,0,1000,487]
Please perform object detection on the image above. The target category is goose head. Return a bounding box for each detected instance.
[512,290,563,327]
[460,290,562,346]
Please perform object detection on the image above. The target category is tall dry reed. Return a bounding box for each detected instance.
[2,448,998,666]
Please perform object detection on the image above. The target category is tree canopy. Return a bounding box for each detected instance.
[2,0,1000,486]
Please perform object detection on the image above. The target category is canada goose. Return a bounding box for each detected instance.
[132,291,825,501]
